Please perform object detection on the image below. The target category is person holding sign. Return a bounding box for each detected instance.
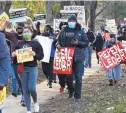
[41,25,57,88]
[12,27,44,113]
[0,12,11,113]
[56,15,89,102]
[0,32,11,113]
[4,22,26,106]
[103,34,121,86]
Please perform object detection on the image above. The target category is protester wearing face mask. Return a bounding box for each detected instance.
[0,14,11,112]
[103,34,121,86]
[93,32,104,64]
[56,15,89,102]
[4,22,26,106]
[12,27,44,113]
[41,25,57,88]
[16,24,24,40]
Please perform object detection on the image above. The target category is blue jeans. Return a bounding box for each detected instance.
[73,61,84,99]
[0,109,2,113]
[106,65,121,81]
[10,65,17,94]
[87,46,93,67]
[73,61,84,80]
[13,64,24,95]
[84,47,89,66]
[20,66,37,111]
[53,74,56,81]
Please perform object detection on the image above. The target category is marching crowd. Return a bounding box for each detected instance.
[0,13,126,113]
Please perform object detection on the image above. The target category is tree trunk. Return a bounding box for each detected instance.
[90,1,97,32]
[46,1,54,26]
[0,1,12,15]
[60,1,71,9]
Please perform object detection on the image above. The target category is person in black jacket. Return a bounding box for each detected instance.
[93,32,104,64]
[41,25,57,88]
[56,15,89,101]
[86,28,96,68]
[12,27,44,113]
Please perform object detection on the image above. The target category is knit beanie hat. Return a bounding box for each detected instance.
[68,15,77,22]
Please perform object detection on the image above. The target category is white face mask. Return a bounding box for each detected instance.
[68,22,76,29]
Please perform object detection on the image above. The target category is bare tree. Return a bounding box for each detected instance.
[89,1,97,32]
[46,1,54,26]
[0,1,12,15]
[89,1,109,32]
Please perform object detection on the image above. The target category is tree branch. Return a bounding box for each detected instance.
[95,2,108,18]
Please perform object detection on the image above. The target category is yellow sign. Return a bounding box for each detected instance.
[16,47,34,63]
[0,87,6,105]
[0,12,9,28]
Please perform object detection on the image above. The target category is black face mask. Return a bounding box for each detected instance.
[16,28,23,35]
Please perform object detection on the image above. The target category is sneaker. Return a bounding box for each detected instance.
[12,92,17,97]
[53,80,57,83]
[60,87,64,93]
[68,92,73,98]
[27,111,31,113]
[74,98,81,103]
[114,80,118,84]
[109,79,114,86]
[21,100,26,107]
[34,103,39,112]
[48,82,52,88]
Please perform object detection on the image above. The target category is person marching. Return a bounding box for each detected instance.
[41,25,56,88]
[104,34,121,86]
[0,32,11,113]
[12,27,44,113]
[56,15,89,101]
[85,28,96,68]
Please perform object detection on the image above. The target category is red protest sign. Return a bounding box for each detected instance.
[53,47,74,74]
[98,42,126,70]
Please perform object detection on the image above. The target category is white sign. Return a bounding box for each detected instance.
[105,26,117,34]
[64,6,85,27]
[34,14,46,24]
[9,8,27,23]
[53,19,67,30]
[34,36,53,63]
[60,10,78,19]
[106,19,116,27]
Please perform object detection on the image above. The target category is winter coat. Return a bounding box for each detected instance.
[56,23,89,62]
[0,32,11,85]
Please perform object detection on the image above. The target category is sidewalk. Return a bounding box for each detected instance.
[3,52,100,113]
